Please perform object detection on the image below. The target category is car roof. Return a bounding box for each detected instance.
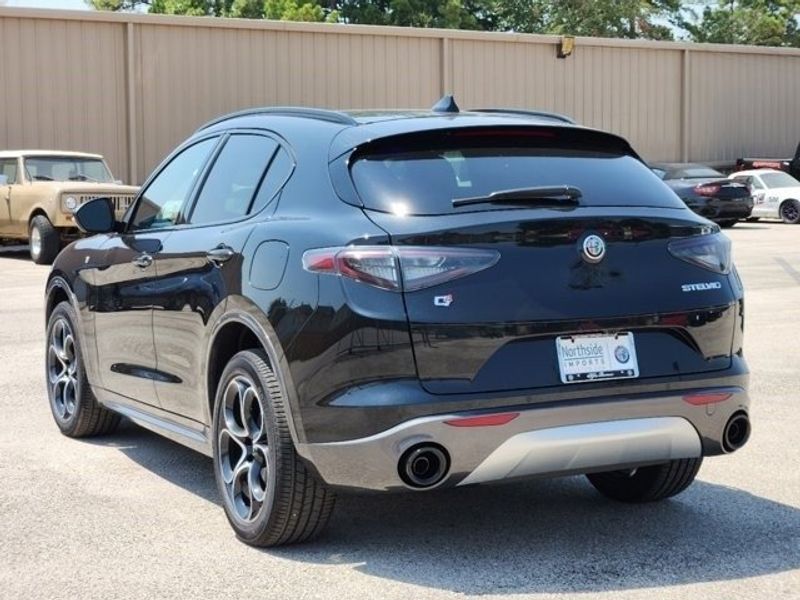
[731,168,784,177]
[0,150,104,160]
[191,96,641,163]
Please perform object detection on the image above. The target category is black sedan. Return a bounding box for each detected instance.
[651,162,753,227]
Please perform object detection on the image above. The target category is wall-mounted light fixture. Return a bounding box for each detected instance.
[558,36,575,59]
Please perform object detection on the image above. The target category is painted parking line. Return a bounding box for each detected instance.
[775,257,800,285]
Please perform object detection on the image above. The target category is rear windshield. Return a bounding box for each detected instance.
[350,131,684,215]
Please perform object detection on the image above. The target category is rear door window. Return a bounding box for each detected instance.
[349,129,684,216]
[189,134,278,225]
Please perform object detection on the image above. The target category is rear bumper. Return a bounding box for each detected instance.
[689,200,753,221]
[296,383,749,492]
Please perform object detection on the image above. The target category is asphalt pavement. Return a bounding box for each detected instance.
[0,224,798,600]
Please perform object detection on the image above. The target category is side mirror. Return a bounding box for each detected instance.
[0,175,8,186]
[114,179,124,185]
[74,197,117,234]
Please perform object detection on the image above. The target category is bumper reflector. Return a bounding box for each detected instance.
[444,412,520,427]
[682,392,732,406]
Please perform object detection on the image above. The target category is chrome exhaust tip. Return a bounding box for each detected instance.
[399,444,450,489]
[723,412,751,452]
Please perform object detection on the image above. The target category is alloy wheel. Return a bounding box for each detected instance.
[47,317,78,421]
[782,201,799,223]
[218,376,270,523]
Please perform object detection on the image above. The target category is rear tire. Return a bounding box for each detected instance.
[46,301,120,437]
[717,220,737,228]
[780,199,800,224]
[29,215,60,264]
[586,457,702,503]
[212,349,335,547]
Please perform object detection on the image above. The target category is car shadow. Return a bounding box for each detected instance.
[0,245,32,259]
[90,420,800,595]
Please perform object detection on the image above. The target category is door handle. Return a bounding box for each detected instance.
[206,245,235,267]
[132,253,154,269]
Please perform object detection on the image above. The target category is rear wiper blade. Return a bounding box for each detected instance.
[452,185,583,208]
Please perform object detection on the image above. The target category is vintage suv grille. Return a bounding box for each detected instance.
[77,194,135,215]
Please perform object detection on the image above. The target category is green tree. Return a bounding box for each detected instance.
[493,0,682,39]
[337,0,493,29]
[683,0,800,47]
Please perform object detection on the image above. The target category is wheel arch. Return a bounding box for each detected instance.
[28,206,51,228]
[204,307,305,446]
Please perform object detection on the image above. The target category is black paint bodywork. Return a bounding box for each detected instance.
[46,111,748,453]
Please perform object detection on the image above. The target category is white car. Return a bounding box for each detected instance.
[729,168,800,224]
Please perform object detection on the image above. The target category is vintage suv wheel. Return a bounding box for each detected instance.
[46,301,120,437]
[212,350,335,547]
[586,457,702,503]
[29,215,61,265]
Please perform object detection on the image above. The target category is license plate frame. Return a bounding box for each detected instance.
[556,332,639,384]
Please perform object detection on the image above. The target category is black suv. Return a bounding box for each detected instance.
[45,98,750,546]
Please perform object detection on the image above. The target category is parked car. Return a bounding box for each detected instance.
[44,99,750,547]
[0,150,137,264]
[736,141,800,180]
[650,162,753,227]
[729,168,800,224]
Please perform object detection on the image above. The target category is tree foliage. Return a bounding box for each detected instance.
[86,0,800,47]
[682,0,800,47]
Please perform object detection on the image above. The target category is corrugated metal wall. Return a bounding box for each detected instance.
[1,7,799,184]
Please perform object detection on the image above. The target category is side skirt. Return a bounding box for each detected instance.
[94,387,213,457]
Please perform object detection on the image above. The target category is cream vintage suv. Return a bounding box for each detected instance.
[0,151,137,263]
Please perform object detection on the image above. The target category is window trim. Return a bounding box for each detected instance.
[125,128,296,234]
[173,128,295,231]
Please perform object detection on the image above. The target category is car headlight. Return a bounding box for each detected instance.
[63,196,78,212]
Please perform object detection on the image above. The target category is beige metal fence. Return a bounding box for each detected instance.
[2,7,799,184]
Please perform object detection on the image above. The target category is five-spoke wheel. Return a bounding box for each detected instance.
[45,301,119,437]
[218,376,271,523]
[212,349,335,546]
[47,316,78,422]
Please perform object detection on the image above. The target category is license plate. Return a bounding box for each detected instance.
[556,333,639,384]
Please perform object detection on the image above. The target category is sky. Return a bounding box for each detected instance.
[1,0,91,9]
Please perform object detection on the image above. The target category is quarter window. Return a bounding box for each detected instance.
[129,138,217,231]
[189,135,278,225]
[0,159,18,184]
[251,146,293,214]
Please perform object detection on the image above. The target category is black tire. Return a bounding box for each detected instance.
[745,217,760,223]
[779,199,800,224]
[586,457,702,503]
[46,301,120,437]
[212,349,335,547]
[717,220,737,228]
[29,215,61,264]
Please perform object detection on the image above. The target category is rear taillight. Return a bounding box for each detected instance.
[694,184,721,196]
[668,233,731,274]
[302,246,500,292]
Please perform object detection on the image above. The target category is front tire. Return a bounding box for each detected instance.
[586,457,702,503]
[46,301,120,437]
[780,199,800,224]
[212,350,335,547]
[29,215,60,264]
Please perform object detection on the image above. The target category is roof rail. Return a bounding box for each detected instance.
[470,108,576,125]
[197,106,357,131]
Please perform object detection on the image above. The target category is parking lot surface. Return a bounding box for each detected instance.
[0,224,798,600]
